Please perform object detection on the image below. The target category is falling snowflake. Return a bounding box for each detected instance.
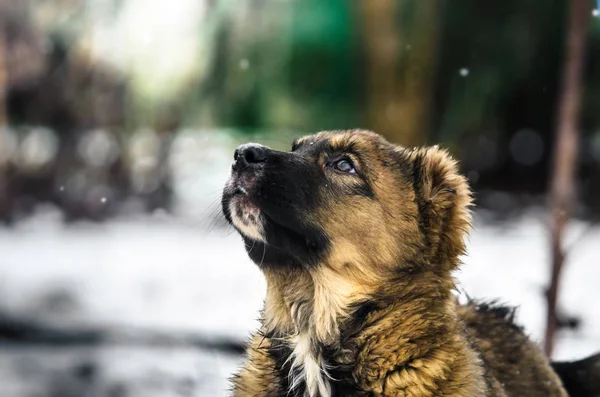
[101,197,107,203]
[459,68,470,77]
[593,9,599,17]
[239,59,250,70]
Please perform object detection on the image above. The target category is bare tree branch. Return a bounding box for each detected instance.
[545,0,590,357]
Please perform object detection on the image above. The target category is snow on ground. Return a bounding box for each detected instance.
[460,210,600,361]
[0,209,265,339]
[0,208,599,396]
[0,345,241,397]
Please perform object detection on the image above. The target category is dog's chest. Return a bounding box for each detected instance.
[289,333,332,397]
[269,333,334,397]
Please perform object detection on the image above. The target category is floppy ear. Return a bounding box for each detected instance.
[403,146,472,271]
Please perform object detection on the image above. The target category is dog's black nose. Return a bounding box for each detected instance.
[233,143,268,169]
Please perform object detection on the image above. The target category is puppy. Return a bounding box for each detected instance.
[222,129,573,397]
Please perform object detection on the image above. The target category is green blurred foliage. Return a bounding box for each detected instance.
[204,0,361,133]
[197,1,570,145]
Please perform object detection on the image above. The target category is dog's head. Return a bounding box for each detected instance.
[222,130,471,278]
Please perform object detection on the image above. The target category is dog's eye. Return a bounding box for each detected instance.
[332,158,356,174]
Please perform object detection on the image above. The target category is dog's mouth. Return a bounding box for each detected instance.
[226,182,266,242]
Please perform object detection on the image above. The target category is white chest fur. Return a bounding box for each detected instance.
[289,333,332,397]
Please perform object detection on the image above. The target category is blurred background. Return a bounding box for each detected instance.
[0,0,599,396]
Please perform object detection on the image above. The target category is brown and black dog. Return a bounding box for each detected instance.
[221,129,598,397]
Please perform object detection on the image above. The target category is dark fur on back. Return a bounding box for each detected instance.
[221,130,590,397]
[459,300,567,397]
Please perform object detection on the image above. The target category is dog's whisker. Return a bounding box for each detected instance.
[258,242,267,268]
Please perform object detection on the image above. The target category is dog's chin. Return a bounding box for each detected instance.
[224,188,329,269]
[229,194,266,243]
[240,215,329,270]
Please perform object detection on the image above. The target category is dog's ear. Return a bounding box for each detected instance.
[403,146,472,270]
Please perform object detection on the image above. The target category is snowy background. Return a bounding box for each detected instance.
[0,134,599,397]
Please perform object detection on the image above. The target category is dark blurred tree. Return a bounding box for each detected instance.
[0,1,48,221]
[359,0,438,146]
[0,29,6,127]
[4,35,128,221]
[0,24,7,219]
[0,2,173,222]
[430,0,576,215]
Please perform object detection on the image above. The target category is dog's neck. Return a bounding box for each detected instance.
[262,265,455,340]
[263,266,367,341]
[261,265,484,396]
[262,266,371,397]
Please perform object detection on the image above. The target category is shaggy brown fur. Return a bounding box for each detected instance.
[222,130,568,397]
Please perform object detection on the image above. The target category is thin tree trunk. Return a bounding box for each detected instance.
[544,0,590,357]
[0,28,8,220]
[0,28,7,127]
[360,0,438,146]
